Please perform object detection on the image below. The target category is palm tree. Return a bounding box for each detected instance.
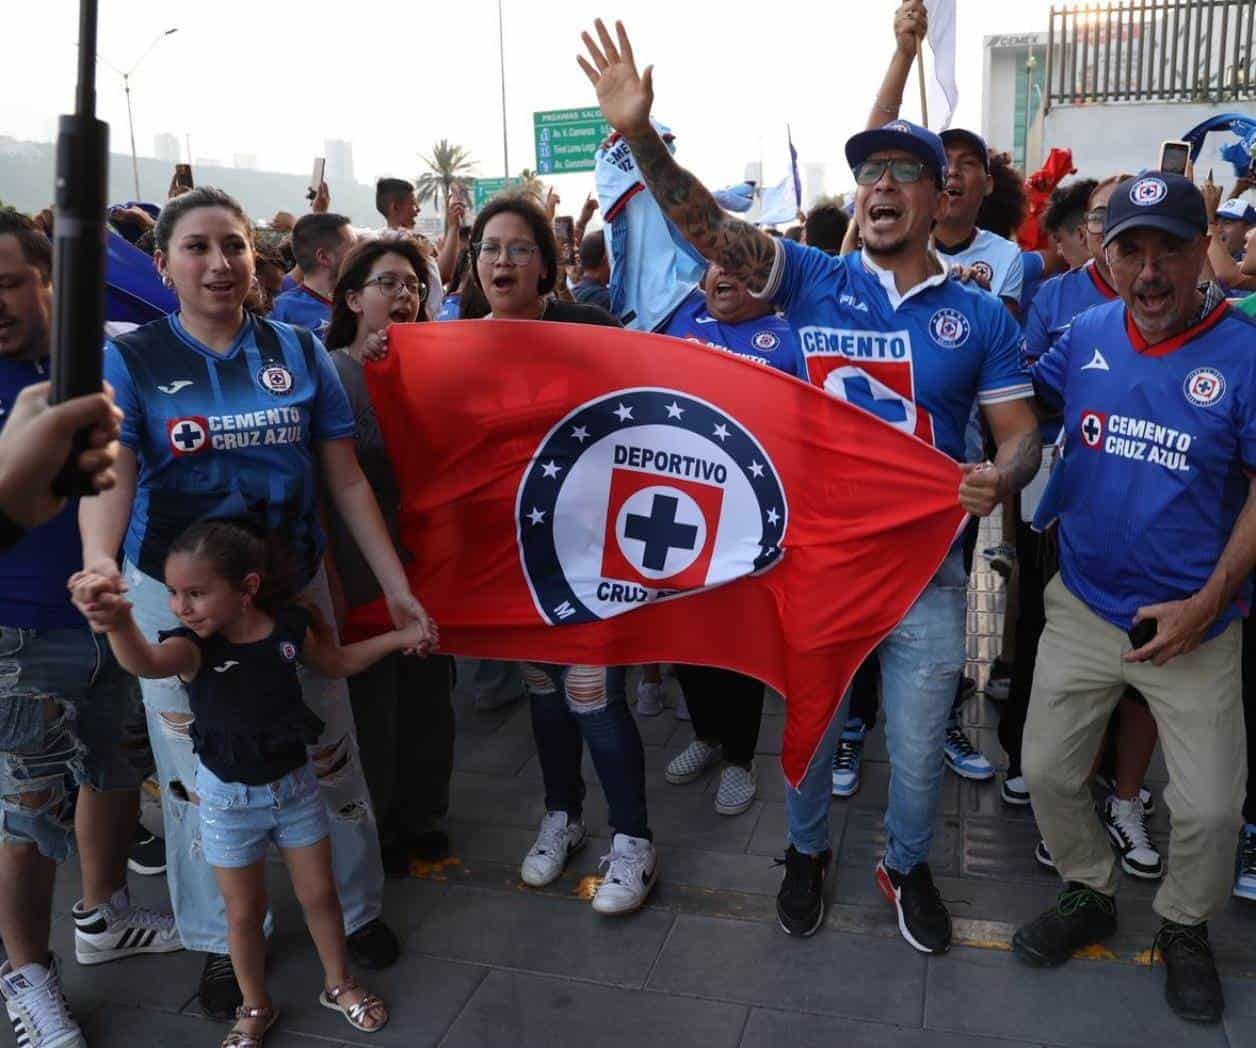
[416,139,475,208]
[517,168,547,200]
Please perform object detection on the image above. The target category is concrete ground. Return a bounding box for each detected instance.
[22,516,1256,1047]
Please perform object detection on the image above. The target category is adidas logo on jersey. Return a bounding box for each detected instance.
[1081,349,1110,372]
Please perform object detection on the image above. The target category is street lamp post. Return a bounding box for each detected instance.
[497,0,509,179]
[99,27,178,199]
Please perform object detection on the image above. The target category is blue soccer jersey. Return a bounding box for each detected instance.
[104,313,355,582]
[662,287,806,379]
[1033,297,1256,637]
[1019,249,1046,315]
[269,284,333,337]
[762,238,1032,462]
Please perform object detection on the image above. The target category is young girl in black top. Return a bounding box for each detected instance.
[74,520,436,1047]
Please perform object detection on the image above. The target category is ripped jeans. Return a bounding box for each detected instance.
[0,626,144,862]
[785,549,968,871]
[524,664,650,840]
[125,560,384,953]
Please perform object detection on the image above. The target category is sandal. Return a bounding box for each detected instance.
[221,1003,278,1047]
[319,977,389,1033]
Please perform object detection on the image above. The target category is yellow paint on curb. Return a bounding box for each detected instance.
[1072,944,1118,961]
[574,876,603,901]
[409,856,462,879]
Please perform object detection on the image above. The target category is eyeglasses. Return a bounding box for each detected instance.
[474,241,540,265]
[1105,244,1193,274]
[1084,207,1108,232]
[363,275,424,297]
[854,159,928,186]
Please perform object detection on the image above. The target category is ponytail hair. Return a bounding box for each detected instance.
[166,519,295,614]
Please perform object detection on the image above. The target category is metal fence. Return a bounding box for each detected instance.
[1046,0,1256,108]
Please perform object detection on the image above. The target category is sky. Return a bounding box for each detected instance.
[2,0,1056,202]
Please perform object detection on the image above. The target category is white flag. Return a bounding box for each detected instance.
[925,0,959,131]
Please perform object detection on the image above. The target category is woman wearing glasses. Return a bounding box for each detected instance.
[464,194,660,915]
[323,238,458,878]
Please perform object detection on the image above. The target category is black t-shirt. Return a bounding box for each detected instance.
[158,606,324,786]
[541,299,622,328]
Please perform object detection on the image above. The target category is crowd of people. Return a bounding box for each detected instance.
[3,2,1256,1044]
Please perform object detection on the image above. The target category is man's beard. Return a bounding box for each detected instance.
[863,232,911,258]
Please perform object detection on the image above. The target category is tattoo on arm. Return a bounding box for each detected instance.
[995,429,1043,496]
[624,128,777,292]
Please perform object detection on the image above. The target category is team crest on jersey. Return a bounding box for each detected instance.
[929,308,971,349]
[1130,177,1168,206]
[279,641,297,662]
[1080,410,1106,449]
[517,388,787,626]
[752,330,780,351]
[1183,367,1225,407]
[167,416,209,456]
[970,261,994,285]
[257,364,294,396]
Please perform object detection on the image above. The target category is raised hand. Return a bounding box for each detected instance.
[577,19,653,138]
[893,0,928,57]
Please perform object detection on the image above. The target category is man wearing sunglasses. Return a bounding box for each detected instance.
[579,17,1041,956]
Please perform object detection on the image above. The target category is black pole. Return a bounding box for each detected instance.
[51,0,109,496]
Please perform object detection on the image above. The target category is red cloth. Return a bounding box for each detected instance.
[1018,147,1077,250]
[358,321,967,786]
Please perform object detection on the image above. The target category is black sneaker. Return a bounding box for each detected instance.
[346,918,399,970]
[775,845,831,937]
[409,829,451,862]
[1012,882,1117,967]
[198,952,242,1020]
[876,861,951,954]
[127,823,167,876]
[1154,920,1224,1023]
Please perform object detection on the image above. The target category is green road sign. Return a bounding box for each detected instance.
[533,108,612,175]
[472,177,520,209]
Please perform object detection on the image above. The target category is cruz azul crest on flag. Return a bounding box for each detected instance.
[517,388,786,625]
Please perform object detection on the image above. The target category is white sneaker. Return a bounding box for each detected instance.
[1001,775,1031,806]
[1101,795,1163,879]
[1,955,86,1048]
[636,681,664,717]
[591,834,658,915]
[714,762,757,816]
[520,811,587,887]
[665,739,722,784]
[73,887,182,965]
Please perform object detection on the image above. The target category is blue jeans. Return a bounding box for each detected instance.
[195,761,329,868]
[0,626,145,862]
[523,664,650,840]
[786,550,967,871]
[126,560,384,952]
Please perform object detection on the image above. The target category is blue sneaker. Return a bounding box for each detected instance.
[831,718,867,797]
[1235,824,1256,901]
[943,716,994,781]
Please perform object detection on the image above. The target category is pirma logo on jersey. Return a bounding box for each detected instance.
[929,308,971,349]
[258,365,294,396]
[1183,367,1225,407]
[517,388,787,626]
[1130,177,1168,206]
[752,330,780,351]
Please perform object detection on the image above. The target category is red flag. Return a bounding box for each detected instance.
[359,321,967,787]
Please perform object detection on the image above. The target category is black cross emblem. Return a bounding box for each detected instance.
[172,422,203,451]
[624,494,699,571]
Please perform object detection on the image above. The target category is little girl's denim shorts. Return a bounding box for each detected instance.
[194,759,329,868]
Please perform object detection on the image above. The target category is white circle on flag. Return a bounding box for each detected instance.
[614,485,708,580]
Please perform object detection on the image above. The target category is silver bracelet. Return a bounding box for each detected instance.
[873,97,899,115]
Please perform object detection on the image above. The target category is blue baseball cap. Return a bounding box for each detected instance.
[1102,173,1208,247]
[940,128,991,172]
[845,120,947,185]
[1216,198,1256,224]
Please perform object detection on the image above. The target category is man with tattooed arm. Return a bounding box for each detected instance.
[578,18,1041,954]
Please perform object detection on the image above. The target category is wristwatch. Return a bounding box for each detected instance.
[0,505,24,551]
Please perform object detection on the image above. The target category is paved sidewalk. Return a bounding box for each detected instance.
[23,525,1256,1047]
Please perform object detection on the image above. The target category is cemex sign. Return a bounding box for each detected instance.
[534,108,613,174]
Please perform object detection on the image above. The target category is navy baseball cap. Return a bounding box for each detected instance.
[1217,198,1256,224]
[940,129,991,172]
[1102,173,1208,247]
[846,120,947,185]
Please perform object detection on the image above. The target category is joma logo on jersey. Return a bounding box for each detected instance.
[517,389,786,626]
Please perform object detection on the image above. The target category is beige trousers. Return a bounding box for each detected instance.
[1023,575,1245,925]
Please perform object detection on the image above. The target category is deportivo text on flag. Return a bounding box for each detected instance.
[360,322,968,786]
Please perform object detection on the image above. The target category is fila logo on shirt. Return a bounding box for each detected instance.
[1183,367,1226,408]
[1081,409,1192,471]
[928,308,971,350]
[257,364,294,396]
[517,388,786,625]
